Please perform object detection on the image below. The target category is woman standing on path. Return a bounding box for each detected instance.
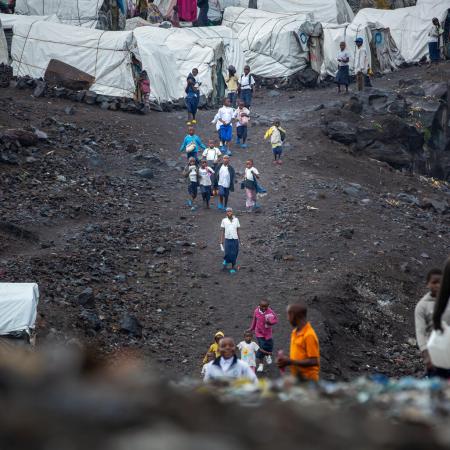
[243,159,260,212]
[219,207,240,274]
[428,18,443,64]
[185,68,200,125]
[336,41,350,94]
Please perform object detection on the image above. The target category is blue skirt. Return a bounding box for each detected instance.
[336,65,349,85]
[224,238,239,265]
[185,95,199,114]
[429,42,440,62]
[219,124,232,143]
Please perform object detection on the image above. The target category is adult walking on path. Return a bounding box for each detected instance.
[415,268,449,377]
[354,37,369,92]
[219,207,240,274]
[179,126,206,161]
[238,65,255,108]
[277,303,320,382]
[249,299,278,373]
[336,41,350,94]
[185,68,200,125]
[203,337,257,383]
[431,257,450,378]
[428,18,443,64]
[243,159,260,212]
[214,155,235,210]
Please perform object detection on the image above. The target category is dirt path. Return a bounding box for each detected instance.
[1,63,449,380]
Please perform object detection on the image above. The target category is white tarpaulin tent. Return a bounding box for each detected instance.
[12,21,135,98]
[134,26,227,102]
[14,0,126,29]
[238,0,354,24]
[15,0,101,27]
[222,7,311,78]
[132,27,185,102]
[0,283,38,334]
[0,18,10,64]
[353,1,450,63]
[0,12,61,29]
[321,21,403,78]
[182,26,245,78]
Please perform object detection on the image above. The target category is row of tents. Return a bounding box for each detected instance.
[0,0,449,104]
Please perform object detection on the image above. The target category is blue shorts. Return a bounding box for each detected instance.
[219,124,232,143]
[272,146,283,156]
[218,186,230,198]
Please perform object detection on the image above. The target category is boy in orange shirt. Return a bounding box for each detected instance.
[277,303,320,382]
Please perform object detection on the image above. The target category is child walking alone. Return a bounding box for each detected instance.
[264,119,286,165]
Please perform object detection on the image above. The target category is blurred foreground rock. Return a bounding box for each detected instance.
[0,346,449,450]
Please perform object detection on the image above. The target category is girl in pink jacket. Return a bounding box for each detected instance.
[248,299,278,373]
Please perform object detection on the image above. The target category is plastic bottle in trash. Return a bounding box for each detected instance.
[277,349,286,375]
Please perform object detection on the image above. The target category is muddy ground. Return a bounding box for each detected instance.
[1,62,449,380]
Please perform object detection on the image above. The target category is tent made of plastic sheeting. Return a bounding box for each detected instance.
[0,12,60,29]
[237,0,353,24]
[134,26,226,104]
[353,1,450,63]
[132,27,185,103]
[14,0,126,30]
[0,19,10,64]
[321,22,403,78]
[0,283,38,335]
[182,26,245,79]
[0,13,61,58]
[12,21,135,98]
[222,7,312,78]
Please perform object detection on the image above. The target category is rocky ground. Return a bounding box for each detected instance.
[0,62,449,381]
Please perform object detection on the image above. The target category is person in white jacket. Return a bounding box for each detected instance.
[203,337,258,383]
[354,37,369,92]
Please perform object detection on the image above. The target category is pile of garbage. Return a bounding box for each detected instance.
[1,345,450,450]
[196,375,450,426]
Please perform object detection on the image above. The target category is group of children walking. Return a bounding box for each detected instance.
[202,300,278,377]
[201,299,322,384]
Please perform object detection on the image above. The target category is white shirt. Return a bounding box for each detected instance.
[239,74,255,90]
[202,147,222,162]
[337,49,351,67]
[187,165,198,182]
[354,46,368,74]
[198,166,214,186]
[235,107,250,127]
[218,164,231,188]
[428,25,440,43]
[221,216,240,239]
[245,167,259,182]
[237,341,259,367]
[217,106,234,125]
[203,356,257,383]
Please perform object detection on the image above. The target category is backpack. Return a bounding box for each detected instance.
[278,127,286,142]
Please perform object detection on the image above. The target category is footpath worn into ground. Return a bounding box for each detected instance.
[1,63,449,380]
